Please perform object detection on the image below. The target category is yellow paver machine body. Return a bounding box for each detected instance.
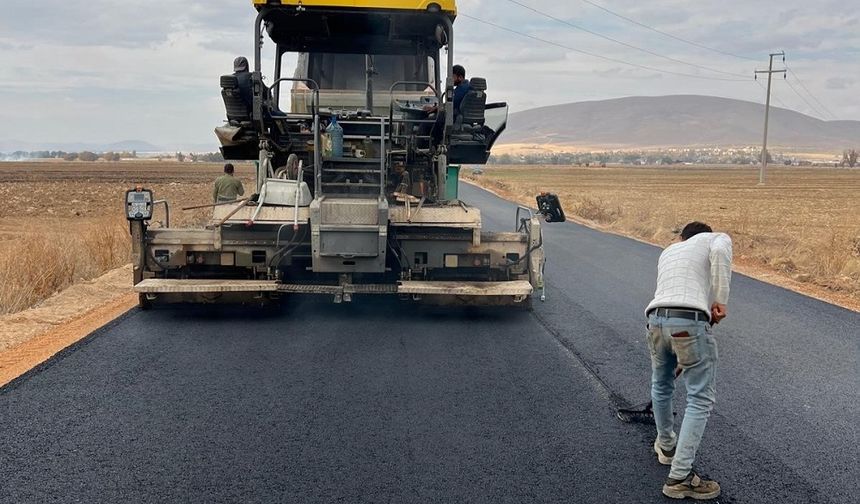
[126,0,565,308]
[252,0,457,11]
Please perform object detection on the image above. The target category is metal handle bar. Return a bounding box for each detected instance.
[153,200,170,228]
[270,77,320,115]
[388,81,440,143]
[516,206,533,232]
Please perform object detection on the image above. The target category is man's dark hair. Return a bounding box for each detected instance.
[224,163,235,174]
[453,64,466,78]
[680,221,712,240]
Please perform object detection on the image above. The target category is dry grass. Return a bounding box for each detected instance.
[467,165,860,300]
[0,160,254,315]
[0,217,130,315]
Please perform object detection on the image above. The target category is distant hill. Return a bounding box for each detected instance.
[103,140,163,152]
[500,95,860,152]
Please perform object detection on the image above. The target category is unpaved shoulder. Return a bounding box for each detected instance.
[0,265,136,387]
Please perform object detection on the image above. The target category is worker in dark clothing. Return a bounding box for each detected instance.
[213,163,245,203]
[424,64,471,116]
[426,64,472,144]
[450,64,471,113]
[232,56,285,116]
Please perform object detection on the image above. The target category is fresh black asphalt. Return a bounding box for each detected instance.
[1,184,857,503]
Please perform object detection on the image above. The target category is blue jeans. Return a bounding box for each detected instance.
[647,314,718,480]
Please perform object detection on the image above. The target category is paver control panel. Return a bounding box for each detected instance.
[126,189,154,221]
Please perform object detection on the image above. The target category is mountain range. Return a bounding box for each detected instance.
[3,95,858,154]
[500,95,860,152]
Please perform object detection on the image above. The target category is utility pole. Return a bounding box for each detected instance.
[755,52,786,185]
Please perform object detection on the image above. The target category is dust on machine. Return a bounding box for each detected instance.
[125,0,565,308]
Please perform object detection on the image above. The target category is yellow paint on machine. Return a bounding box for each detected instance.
[252,0,457,14]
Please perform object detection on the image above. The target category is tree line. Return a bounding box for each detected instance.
[170,152,225,163]
[843,149,858,168]
[488,148,859,167]
[0,150,225,163]
[0,150,138,161]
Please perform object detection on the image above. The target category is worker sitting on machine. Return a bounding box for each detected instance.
[232,57,253,110]
[232,56,286,117]
[424,64,471,116]
[450,64,472,112]
[425,65,473,144]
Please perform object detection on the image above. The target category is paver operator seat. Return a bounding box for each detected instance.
[447,77,505,165]
[453,77,487,131]
[220,75,252,125]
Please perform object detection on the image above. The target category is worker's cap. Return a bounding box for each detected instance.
[233,56,249,72]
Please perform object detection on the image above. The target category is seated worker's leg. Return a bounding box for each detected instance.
[430,110,446,146]
[269,104,287,117]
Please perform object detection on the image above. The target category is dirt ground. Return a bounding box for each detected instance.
[466,165,860,307]
[0,160,255,244]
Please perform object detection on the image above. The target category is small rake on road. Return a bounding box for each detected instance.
[616,368,683,425]
[616,400,658,424]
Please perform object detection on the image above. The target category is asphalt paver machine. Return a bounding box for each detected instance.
[127,0,564,308]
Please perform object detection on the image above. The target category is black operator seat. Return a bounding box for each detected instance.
[217,75,260,161]
[455,77,488,131]
[220,75,252,125]
[448,77,506,165]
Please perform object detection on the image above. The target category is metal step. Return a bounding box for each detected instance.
[343,134,384,140]
[134,280,532,298]
[323,157,382,163]
[397,280,533,297]
[135,279,279,293]
[323,168,382,174]
[321,182,381,188]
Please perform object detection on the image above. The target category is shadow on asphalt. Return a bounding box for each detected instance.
[145,296,530,324]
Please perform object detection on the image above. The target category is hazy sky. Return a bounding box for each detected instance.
[1,0,857,148]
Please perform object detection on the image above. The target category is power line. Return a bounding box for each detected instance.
[459,13,750,82]
[785,65,837,119]
[784,78,828,119]
[505,0,750,79]
[576,0,839,121]
[756,79,789,110]
[576,0,758,61]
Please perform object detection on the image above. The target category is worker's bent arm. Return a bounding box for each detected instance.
[237,181,245,197]
[709,233,733,305]
[213,182,219,203]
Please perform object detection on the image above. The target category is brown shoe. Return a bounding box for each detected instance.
[662,472,721,500]
[653,439,675,465]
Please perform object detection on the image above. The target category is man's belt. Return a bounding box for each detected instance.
[648,307,710,322]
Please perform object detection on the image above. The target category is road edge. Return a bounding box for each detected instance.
[0,293,138,389]
[462,178,860,313]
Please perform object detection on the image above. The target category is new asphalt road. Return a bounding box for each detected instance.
[1,185,857,503]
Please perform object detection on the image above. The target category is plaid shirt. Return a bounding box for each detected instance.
[646,233,733,317]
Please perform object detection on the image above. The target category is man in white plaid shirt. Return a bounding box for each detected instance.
[645,221,732,500]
